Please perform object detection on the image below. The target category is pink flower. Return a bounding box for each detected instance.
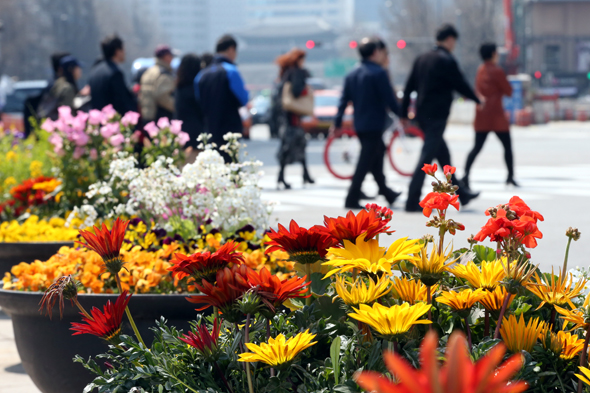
[54,119,68,133]
[70,117,86,133]
[157,117,170,129]
[75,111,89,124]
[170,120,183,135]
[88,110,105,125]
[109,133,125,147]
[48,133,63,149]
[73,146,86,159]
[72,131,90,147]
[101,104,117,120]
[100,123,120,139]
[121,111,140,127]
[41,119,55,133]
[58,106,73,121]
[54,147,65,156]
[144,121,159,138]
[89,148,98,160]
[176,131,190,146]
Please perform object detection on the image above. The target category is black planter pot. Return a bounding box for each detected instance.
[0,242,74,276]
[0,289,203,393]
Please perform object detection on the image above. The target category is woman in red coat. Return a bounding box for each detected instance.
[463,42,518,189]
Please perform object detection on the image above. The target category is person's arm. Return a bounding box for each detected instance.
[496,68,513,97]
[155,74,176,113]
[334,77,351,129]
[376,70,400,116]
[447,58,480,104]
[400,61,418,118]
[225,65,249,106]
[194,71,202,102]
[110,71,137,113]
[289,69,308,98]
[58,84,76,109]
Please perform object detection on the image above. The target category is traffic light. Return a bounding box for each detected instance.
[396,39,407,49]
[349,40,358,49]
[534,71,542,79]
[306,40,315,49]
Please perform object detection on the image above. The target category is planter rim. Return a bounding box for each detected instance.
[0,288,191,297]
[0,241,75,245]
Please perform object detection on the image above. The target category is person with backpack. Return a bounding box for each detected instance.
[140,45,176,124]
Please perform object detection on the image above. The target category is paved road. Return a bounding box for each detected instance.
[1,121,588,392]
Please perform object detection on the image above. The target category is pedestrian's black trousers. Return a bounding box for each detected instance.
[346,131,387,204]
[406,119,458,208]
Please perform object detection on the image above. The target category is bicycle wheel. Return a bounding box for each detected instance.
[387,126,425,177]
[324,129,360,180]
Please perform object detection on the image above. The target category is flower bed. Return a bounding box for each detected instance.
[21,164,589,393]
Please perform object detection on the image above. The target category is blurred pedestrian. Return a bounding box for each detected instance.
[195,34,248,160]
[48,55,83,112]
[333,37,401,209]
[275,48,314,189]
[401,24,481,212]
[200,53,214,69]
[463,42,517,189]
[175,53,204,162]
[140,45,176,124]
[88,34,136,115]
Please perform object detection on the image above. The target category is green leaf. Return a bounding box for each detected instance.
[330,336,342,385]
[472,245,497,263]
[315,295,347,320]
[310,272,331,296]
[158,385,164,393]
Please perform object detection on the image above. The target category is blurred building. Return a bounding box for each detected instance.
[515,0,590,95]
[245,0,354,29]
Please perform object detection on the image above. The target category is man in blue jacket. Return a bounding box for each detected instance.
[334,37,401,209]
[195,35,249,156]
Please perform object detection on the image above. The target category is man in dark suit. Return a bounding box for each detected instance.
[333,37,401,209]
[401,24,480,212]
[88,35,136,115]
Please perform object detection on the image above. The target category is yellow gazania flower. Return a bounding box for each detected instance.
[409,243,457,286]
[500,257,538,291]
[576,367,590,387]
[527,268,587,310]
[539,328,585,360]
[436,288,487,312]
[390,277,437,305]
[450,259,506,290]
[238,330,317,366]
[3,176,17,187]
[348,302,432,339]
[334,275,391,307]
[478,286,516,312]
[32,178,62,193]
[6,150,17,161]
[29,160,43,177]
[499,314,545,353]
[323,234,420,278]
[556,293,590,331]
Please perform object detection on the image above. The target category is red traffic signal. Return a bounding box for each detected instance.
[396,40,407,49]
[349,40,358,49]
[306,40,315,49]
[534,71,542,79]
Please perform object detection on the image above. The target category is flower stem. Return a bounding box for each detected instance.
[73,298,94,321]
[493,293,511,339]
[484,310,490,337]
[579,327,590,393]
[426,285,433,323]
[215,361,234,393]
[464,316,472,349]
[550,307,556,331]
[563,237,573,274]
[266,318,275,377]
[305,264,312,306]
[244,313,255,393]
[115,274,146,347]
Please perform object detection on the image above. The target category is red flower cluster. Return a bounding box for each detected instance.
[474,196,543,248]
[419,192,460,218]
[266,220,337,264]
[365,203,393,222]
[244,267,310,310]
[77,218,129,274]
[0,176,59,218]
[188,265,248,314]
[169,241,244,282]
[70,291,131,343]
[422,163,438,176]
[179,318,221,360]
[320,209,391,245]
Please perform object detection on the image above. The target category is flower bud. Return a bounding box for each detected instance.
[566,227,581,241]
[237,291,262,315]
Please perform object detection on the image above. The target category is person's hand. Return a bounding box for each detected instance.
[400,118,410,129]
[477,95,486,110]
[329,125,340,136]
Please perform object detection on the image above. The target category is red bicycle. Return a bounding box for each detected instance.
[324,117,425,180]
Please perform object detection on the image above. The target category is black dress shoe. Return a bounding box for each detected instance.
[344,201,364,209]
[359,191,376,200]
[458,189,480,207]
[506,178,520,187]
[382,189,401,206]
[405,204,422,213]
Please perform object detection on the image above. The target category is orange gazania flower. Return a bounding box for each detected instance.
[77,218,129,274]
[319,209,391,245]
[356,330,527,393]
[245,267,310,311]
[70,291,131,343]
[187,265,249,323]
[266,220,337,264]
[419,192,460,217]
[168,241,244,283]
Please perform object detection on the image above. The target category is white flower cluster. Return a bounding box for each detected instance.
[68,145,273,237]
